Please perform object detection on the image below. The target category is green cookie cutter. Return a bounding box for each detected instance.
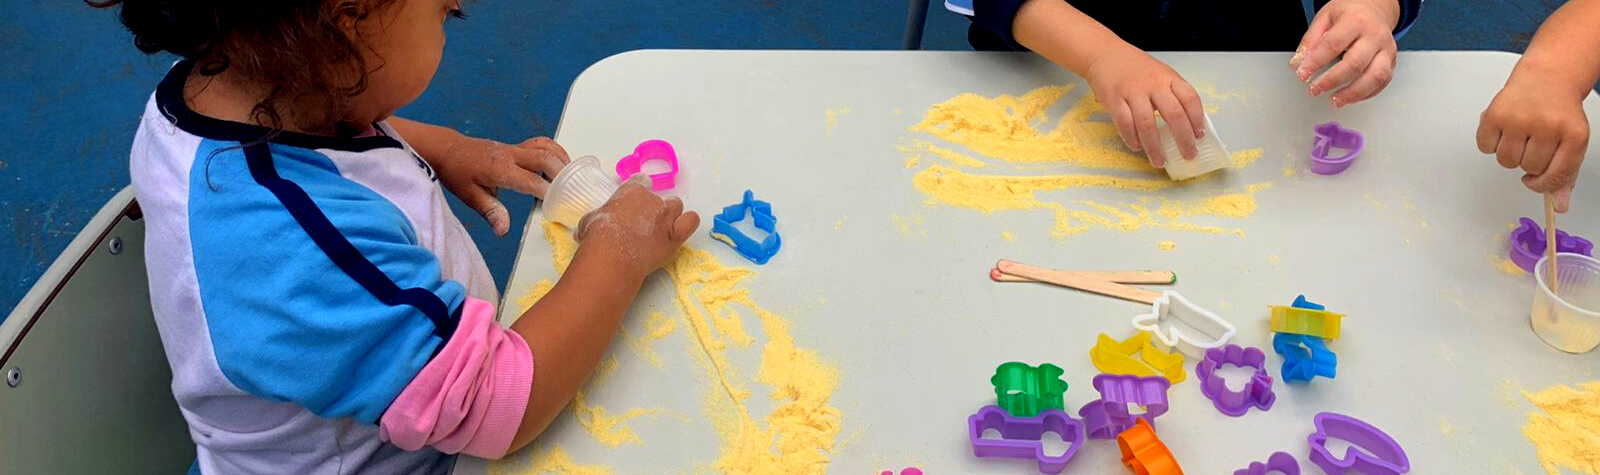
[991,362,1069,417]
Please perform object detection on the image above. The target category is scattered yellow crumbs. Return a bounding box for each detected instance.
[1364,194,1389,211]
[824,107,850,134]
[833,215,847,231]
[495,224,844,474]
[1218,301,1232,311]
[903,85,1271,239]
[1001,231,1016,242]
[891,214,927,236]
[510,279,555,315]
[903,156,920,169]
[1437,418,1463,438]
[1283,166,1297,177]
[1269,254,1281,263]
[626,311,678,368]
[1158,240,1176,251]
[1522,381,1600,475]
[1492,256,1528,276]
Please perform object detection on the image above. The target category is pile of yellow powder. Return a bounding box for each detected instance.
[1522,382,1600,474]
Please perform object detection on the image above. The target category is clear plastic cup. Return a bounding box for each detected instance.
[1156,114,1230,181]
[1530,252,1600,353]
[540,155,619,229]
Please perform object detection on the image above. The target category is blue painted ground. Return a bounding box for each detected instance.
[0,0,1566,319]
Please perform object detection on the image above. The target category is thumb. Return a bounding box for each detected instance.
[458,185,511,236]
[1555,185,1574,214]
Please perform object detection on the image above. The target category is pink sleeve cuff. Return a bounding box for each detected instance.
[380,297,533,458]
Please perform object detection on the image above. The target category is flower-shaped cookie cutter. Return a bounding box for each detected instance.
[710,190,781,265]
[1078,374,1171,439]
[1089,332,1187,385]
[1118,419,1183,475]
[1308,412,1410,475]
[1310,122,1363,175]
[1234,452,1300,475]
[614,139,679,191]
[991,362,1068,417]
[1195,344,1276,417]
[1131,291,1237,358]
[968,405,1086,474]
[1273,333,1337,383]
[1509,217,1594,273]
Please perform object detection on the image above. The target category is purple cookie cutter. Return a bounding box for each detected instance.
[1509,217,1595,273]
[1077,374,1171,439]
[1308,412,1410,475]
[1234,451,1300,475]
[1310,122,1363,175]
[1195,344,1277,417]
[968,405,1086,474]
[614,139,679,191]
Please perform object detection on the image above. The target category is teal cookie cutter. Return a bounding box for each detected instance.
[991,362,1068,417]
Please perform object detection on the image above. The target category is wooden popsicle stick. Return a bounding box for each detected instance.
[1546,194,1560,292]
[990,267,1176,285]
[996,260,1164,305]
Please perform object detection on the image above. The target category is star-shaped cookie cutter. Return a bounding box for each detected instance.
[1195,344,1276,417]
[1131,291,1237,358]
[1089,332,1187,385]
[710,190,781,265]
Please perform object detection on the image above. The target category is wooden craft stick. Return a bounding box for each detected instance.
[995,260,1164,305]
[990,267,1176,285]
[1546,194,1560,292]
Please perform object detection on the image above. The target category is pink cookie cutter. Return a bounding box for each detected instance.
[615,139,679,191]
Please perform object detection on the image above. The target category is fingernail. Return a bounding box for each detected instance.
[1297,68,1310,81]
[1194,128,1206,138]
[1331,97,1345,108]
[1308,86,1321,97]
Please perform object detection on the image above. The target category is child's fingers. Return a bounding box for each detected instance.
[1521,136,1558,178]
[458,186,511,236]
[1130,98,1165,167]
[1495,132,1529,170]
[1292,10,1334,71]
[1297,21,1361,81]
[1476,112,1503,154]
[1554,185,1574,214]
[671,211,701,244]
[1109,99,1140,152]
[518,137,571,165]
[1309,39,1378,97]
[660,196,685,223]
[513,145,568,178]
[1524,139,1585,194]
[1152,92,1197,159]
[1171,81,1207,139]
[1329,49,1395,107]
[496,167,548,197]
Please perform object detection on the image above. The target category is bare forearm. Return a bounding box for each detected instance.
[1011,0,1134,75]
[1517,0,1600,99]
[386,117,468,163]
[504,248,644,453]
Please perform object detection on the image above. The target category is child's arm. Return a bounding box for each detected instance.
[1477,0,1600,213]
[388,118,570,235]
[504,179,699,452]
[1006,0,1205,167]
[1291,0,1406,108]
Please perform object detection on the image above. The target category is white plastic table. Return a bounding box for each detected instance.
[458,50,1600,475]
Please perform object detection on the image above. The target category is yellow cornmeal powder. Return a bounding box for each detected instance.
[544,222,578,273]
[1492,256,1529,277]
[626,311,678,368]
[910,85,1158,172]
[825,107,850,134]
[903,156,920,169]
[909,140,988,168]
[490,446,620,475]
[833,215,847,231]
[569,357,663,448]
[1230,148,1263,168]
[1283,166,1297,177]
[1522,382,1600,475]
[510,279,555,315]
[891,214,927,236]
[1001,231,1016,242]
[1158,241,1176,251]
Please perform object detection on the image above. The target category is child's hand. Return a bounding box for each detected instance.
[434,136,571,236]
[1477,67,1589,213]
[1292,0,1401,108]
[573,176,701,279]
[1085,47,1206,168]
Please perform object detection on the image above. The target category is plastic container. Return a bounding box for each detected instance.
[1531,253,1600,353]
[540,155,619,229]
[1156,114,1230,181]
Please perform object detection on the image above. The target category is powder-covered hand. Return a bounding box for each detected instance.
[1477,65,1588,213]
[573,176,700,280]
[1084,46,1205,168]
[434,136,570,236]
[1292,0,1401,108]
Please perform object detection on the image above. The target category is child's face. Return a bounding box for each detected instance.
[347,0,462,124]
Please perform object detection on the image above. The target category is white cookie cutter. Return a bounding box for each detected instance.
[1131,291,1237,358]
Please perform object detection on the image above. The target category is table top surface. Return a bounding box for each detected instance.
[459,50,1600,475]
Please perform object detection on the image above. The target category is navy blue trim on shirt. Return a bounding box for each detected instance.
[242,144,458,340]
[156,60,402,153]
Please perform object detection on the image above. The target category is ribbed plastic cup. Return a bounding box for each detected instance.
[1157,114,1230,181]
[540,155,619,229]
[1531,253,1600,353]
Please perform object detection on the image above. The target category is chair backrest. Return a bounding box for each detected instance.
[903,0,931,50]
[0,187,194,474]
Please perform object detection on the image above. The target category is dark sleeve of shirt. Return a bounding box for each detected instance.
[970,0,1425,52]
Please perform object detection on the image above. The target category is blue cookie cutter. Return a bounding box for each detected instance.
[1273,295,1337,383]
[710,190,782,265]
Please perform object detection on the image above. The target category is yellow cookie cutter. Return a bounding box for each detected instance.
[1269,305,1344,340]
[1088,332,1187,385]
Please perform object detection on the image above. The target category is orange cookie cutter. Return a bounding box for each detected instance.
[1269,305,1343,340]
[1089,332,1187,385]
[1118,419,1184,475]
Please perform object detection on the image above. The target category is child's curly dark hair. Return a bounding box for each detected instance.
[89,0,398,137]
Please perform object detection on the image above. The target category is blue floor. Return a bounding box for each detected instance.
[0,0,1563,319]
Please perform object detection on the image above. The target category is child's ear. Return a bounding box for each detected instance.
[330,0,368,34]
